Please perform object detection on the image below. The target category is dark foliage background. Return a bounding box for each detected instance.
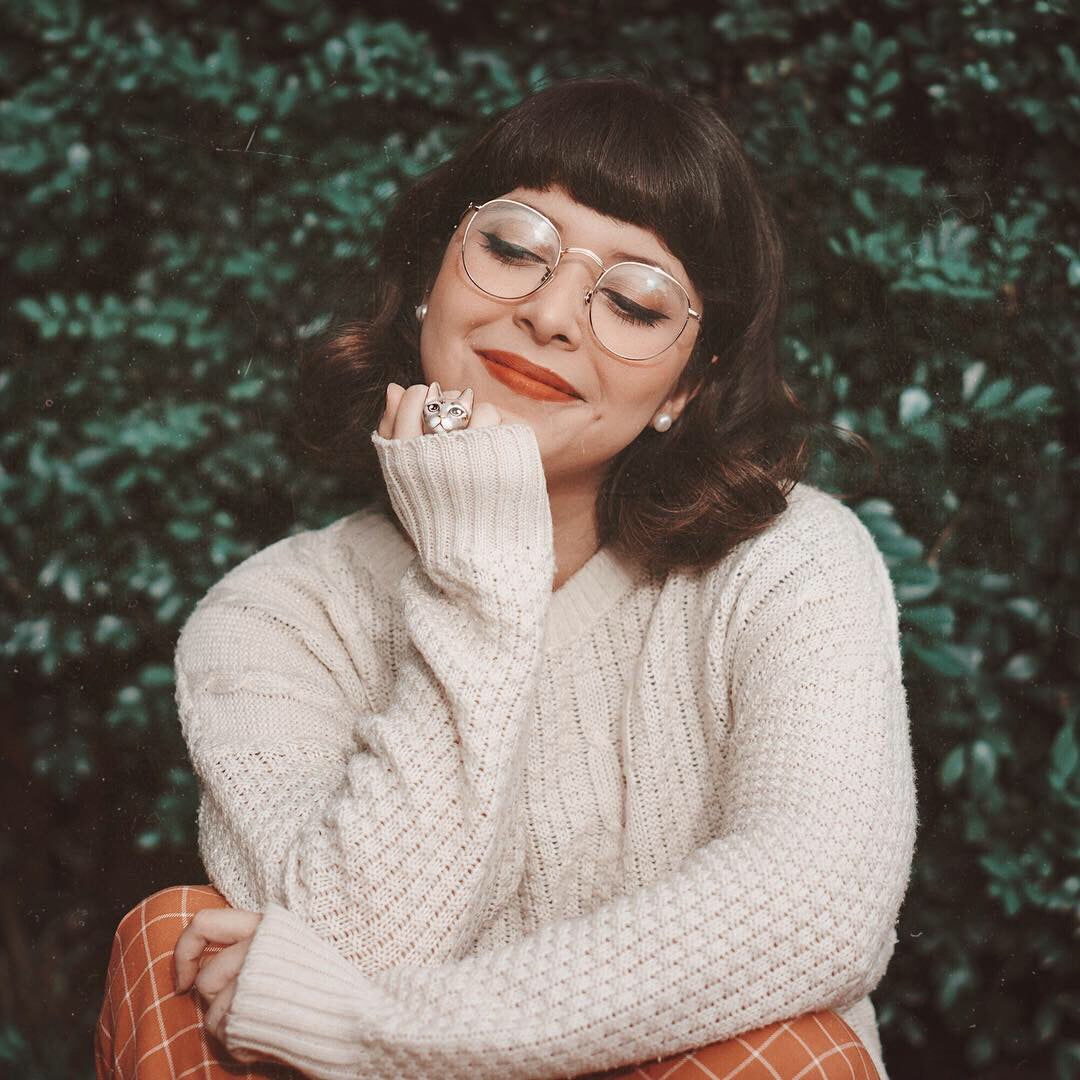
[2,1,1077,1076]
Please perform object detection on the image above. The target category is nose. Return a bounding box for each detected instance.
[512,254,595,350]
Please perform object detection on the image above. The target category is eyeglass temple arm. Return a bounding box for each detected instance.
[456,204,481,230]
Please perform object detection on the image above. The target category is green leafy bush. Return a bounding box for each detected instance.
[2,1,1076,1076]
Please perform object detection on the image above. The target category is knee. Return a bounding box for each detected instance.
[113,884,228,949]
[780,1010,879,1079]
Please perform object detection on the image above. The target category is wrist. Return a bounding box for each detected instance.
[371,423,554,573]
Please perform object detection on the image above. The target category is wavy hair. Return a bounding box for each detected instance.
[292,76,869,577]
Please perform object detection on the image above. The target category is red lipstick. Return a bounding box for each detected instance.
[476,350,582,402]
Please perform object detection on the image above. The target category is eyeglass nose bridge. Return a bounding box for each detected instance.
[537,247,606,308]
[560,246,606,272]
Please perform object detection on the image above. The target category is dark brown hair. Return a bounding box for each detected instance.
[292,75,868,577]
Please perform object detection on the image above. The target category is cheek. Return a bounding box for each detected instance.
[425,248,493,335]
[420,266,502,384]
[593,362,681,420]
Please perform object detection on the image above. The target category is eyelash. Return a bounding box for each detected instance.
[480,233,544,266]
[480,233,669,328]
[599,289,666,328]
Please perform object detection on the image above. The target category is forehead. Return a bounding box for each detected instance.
[495,185,699,303]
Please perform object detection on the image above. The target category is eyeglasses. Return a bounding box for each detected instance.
[459,198,702,362]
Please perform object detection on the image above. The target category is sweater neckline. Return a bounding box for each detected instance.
[349,506,643,650]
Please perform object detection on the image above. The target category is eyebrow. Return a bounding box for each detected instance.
[530,202,683,286]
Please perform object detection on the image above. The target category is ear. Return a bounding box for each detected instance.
[460,387,474,410]
[426,381,442,401]
[660,359,715,421]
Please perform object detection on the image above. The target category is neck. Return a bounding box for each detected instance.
[548,474,602,592]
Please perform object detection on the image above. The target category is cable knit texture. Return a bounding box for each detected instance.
[174,420,917,1080]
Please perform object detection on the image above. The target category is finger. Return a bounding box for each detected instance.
[376,383,406,438]
[203,977,238,1045]
[174,909,261,992]
[194,938,252,1001]
[175,908,259,992]
[392,383,431,441]
[468,401,502,429]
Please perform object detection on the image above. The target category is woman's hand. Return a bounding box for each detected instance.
[174,906,263,1062]
[378,382,503,440]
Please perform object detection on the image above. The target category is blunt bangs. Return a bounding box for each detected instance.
[465,80,723,283]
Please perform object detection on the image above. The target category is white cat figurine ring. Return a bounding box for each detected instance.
[422,381,473,435]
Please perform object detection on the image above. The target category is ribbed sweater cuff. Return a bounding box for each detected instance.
[225,903,379,1075]
[370,423,553,569]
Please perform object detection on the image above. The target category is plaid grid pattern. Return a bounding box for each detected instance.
[96,886,880,1080]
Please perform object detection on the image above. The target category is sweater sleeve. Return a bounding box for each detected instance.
[223,500,918,1079]
[176,422,555,973]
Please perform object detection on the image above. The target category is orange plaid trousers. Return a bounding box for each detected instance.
[95,885,880,1080]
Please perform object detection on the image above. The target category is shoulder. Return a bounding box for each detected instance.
[176,505,409,659]
[173,507,411,744]
[189,505,407,613]
[699,480,898,640]
[728,480,887,580]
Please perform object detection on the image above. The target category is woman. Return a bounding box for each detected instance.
[96,76,916,1079]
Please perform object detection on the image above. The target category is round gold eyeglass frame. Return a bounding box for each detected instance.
[457,198,703,362]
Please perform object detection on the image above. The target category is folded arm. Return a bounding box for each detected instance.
[223,501,918,1078]
[177,423,555,974]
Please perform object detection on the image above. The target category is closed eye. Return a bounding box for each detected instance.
[599,288,668,327]
[480,232,547,266]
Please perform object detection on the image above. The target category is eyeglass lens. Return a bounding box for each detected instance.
[462,200,690,361]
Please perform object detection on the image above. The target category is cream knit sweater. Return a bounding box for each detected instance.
[175,421,917,1079]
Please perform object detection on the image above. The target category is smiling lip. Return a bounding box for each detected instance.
[476,350,582,401]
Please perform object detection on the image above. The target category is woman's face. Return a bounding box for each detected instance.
[419,185,705,485]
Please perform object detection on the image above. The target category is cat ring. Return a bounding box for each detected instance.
[422,382,474,435]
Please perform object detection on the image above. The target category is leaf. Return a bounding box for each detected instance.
[168,520,202,542]
[853,187,875,221]
[909,639,982,677]
[228,378,265,401]
[60,568,83,603]
[973,377,1013,410]
[16,297,48,322]
[848,85,869,109]
[134,322,179,347]
[939,745,965,788]
[938,964,973,1009]
[902,604,955,638]
[980,852,1020,880]
[899,386,932,425]
[857,498,895,518]
[139,663,175,688]
[1050,723,1078,782]
[1010,385,1054,417]
[883,166,925,196]
[1004,597,1044,623]
[970,739,997,790]
[874,70,901,96]
[1001,652,1040,681]
[962,361,986,401]
[893,562,940,602]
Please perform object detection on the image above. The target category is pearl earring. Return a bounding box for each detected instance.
[652,412,673,432]
[415,302,428,324]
